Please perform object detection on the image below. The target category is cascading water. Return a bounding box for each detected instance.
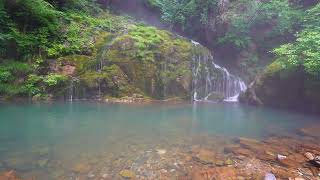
[68,77,79,101]
[191,40,247,102]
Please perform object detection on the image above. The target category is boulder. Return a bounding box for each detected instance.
[240,60,320,113]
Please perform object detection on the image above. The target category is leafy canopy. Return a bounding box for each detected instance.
[273,4,320,76]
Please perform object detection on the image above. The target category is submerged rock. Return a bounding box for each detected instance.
[71,163,91,174]
[192,167,237,180]
[299,125,320,138]
[195,149,217,164]
[277,154,287,160]
[0,170,32,180]
[264,173,277,180]
[156,149,166,155]
[37,159,49,168]
[119,169,135,179]
[304,152,314,161]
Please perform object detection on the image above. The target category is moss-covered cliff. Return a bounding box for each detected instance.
[60,24,195,100]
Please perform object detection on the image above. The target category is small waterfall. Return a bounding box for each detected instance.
[191,40,247,102]
[68,77,78,101]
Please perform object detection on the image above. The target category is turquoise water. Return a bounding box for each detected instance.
[0,101,318,179]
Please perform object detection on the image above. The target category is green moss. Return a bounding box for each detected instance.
[58,55,94,73]
[264,60,284,77]
[103,24,193,99]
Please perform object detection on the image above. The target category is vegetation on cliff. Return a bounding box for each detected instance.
[240,3,320,113]
[0,0,198,100]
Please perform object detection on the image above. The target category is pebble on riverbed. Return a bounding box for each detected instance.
[119,169,135,179]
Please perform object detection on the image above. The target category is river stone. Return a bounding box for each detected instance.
[225,158,233,165]
[264,173,277,180]
[72,163,91,173]
[195,149,216,164]
[315,156,320,167]
[156,149,166,155]
[37,159,49,168]
[277,154,287,160]
[304,152,314,160]
[192,167,237,180]
[119,169,135,178]
[0,170,23,180]
[299,126,320,138]
[215,160,225,166]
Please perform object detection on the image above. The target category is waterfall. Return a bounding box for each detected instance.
[191,40,247,102]
[68,77,74,101]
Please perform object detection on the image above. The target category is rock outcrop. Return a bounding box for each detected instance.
[240,60,320,113]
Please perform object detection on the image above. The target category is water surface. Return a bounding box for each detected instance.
[0,101,318,179]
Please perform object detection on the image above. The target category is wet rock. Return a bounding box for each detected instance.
[195,149,216,164]
[298,168,313,177]
[293,178,306,180]
[272,167,298,179]
[257,151,276,161]
[224,146,253,157]
[278,154,306,168]
[61,65,76,76]
[225,158,233,165]
[304,152,314,161]
[299,126,320,138]
[310,156,320,168]
[277,154,287,160]
[3,158,32,171]
[264,173,276,180]
[101,173,108,179]
[215,160,225,166]
[0,170,32,180]
[71,163,91,174]
[32,146,49,156]
[87,172,95,178]
[37,159,48,168]
[119,169,135,179]
[192,167,237,180]
[156,149,166,155]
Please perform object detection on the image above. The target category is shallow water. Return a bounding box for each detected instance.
[0,101,318,179]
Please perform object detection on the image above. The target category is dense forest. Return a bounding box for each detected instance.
[0,0,319,111]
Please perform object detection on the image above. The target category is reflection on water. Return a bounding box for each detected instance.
[0,101,318,179]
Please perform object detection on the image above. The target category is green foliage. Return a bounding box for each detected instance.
[0,61,33,96]
[153,0,218,28]
[219,0,303,49]
[1,0,127,59]
[273,28,320,76]
[43,73,68,86]
[129,25,164,62]
[24,74,42,95]
[14,0,62,30]
[273,4,320,76]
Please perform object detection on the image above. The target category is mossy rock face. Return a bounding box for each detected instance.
[104,24,193,99]
[55,23,216,100]
[240,60,320,113]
